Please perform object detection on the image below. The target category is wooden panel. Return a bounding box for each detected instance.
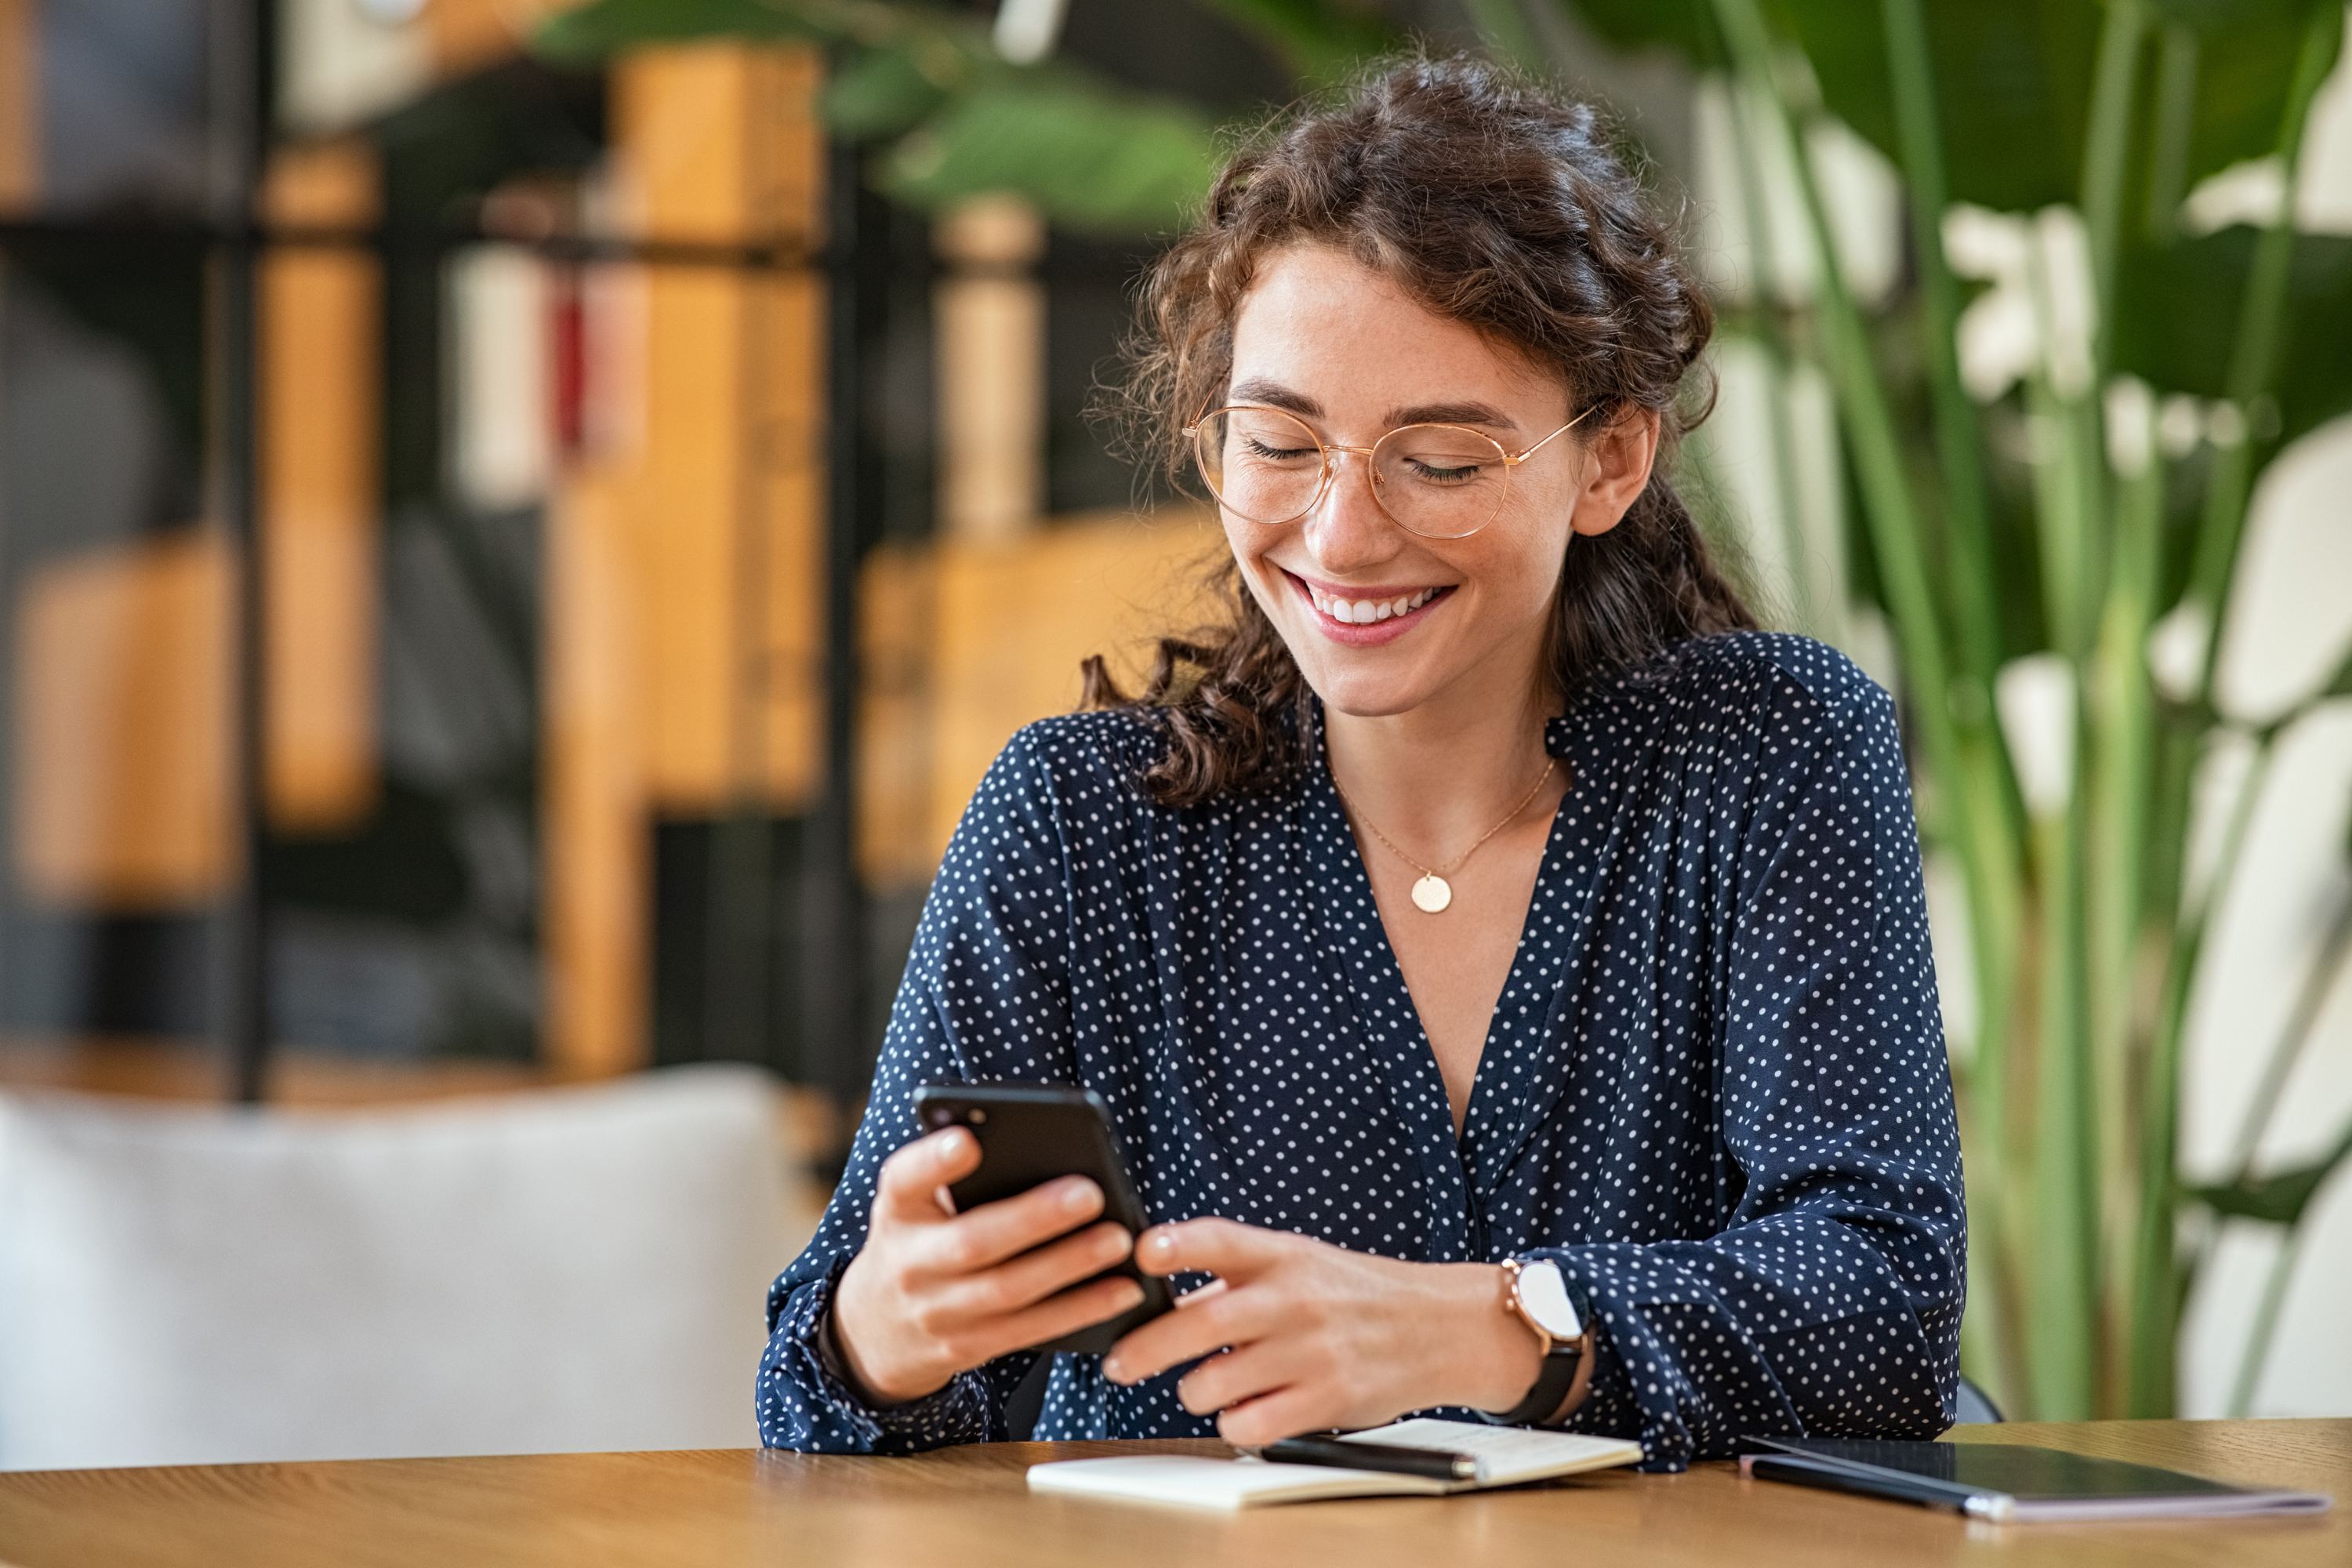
[935,196,1048,544]
[0,1421,2341,1568]
[420,0,584,82]
[543,45,823,1075]
[262,139,380,834]
[857,542,937,889]
[616,43,755,245]
[631,262,741,808]
[927,510,1221,862]
[13,534,233,907]
[0,0,35,211]
[543,470,644,1079]
[608,45,825,814]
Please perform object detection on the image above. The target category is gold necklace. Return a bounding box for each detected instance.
[1330,754,1557,913]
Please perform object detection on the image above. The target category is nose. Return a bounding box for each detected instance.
[1301,448,1403,575]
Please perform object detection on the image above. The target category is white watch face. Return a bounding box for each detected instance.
[1518,1259,1583,1341]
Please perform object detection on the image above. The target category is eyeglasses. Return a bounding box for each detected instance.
[1184,403,1592,539]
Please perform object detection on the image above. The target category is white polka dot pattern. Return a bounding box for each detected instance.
[757,632,1965,1472]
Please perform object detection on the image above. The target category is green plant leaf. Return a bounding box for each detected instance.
[1582,0,2332,217]
[1202,0,1403,85]
[2189,1116,2352,1225]
[2113,228,2352,447]
[2156,0,2350,188]
[1777,0,2104,213]
[1555,0,1723,64]
[823,44,955,140]
[878,75,1220,236]
[1568,0,2103,211]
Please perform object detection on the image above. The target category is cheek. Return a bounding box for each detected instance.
[1472,509,1573,620]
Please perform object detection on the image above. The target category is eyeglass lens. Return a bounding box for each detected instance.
[1194,406,1510,539]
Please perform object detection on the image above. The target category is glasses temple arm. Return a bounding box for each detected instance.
[1509,403,1600,464]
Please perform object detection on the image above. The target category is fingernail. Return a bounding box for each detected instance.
[1149,1231,1175,1254]
[1059,1178,1098,1211]
[1103,1356,1127,1383]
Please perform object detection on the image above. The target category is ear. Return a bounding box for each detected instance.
[1568,406,1662,539]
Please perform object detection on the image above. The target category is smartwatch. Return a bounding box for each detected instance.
[1482,1256,1588,1427]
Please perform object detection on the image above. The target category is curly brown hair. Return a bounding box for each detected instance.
[1083,55,1754,807]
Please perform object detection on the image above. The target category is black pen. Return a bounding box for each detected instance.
[1260,1434,1479,1483]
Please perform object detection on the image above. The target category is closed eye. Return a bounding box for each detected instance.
[1401,456,1484,484]
[1243,436,1320,462]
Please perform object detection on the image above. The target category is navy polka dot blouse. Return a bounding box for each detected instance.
[758,632,1965,1472]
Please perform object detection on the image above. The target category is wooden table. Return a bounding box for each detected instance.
[0,1421,2339,1567]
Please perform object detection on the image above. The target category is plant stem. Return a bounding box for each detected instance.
[2143,26,2199,241]
[1719,74,1826,637]
[1876,0,2002,691]
[2226,889,2352,1179]
[2030,800,2098,1419]
[2090,405,2162,1412]
[1874,15,2027,1268]
[1705,0,1967,800]
[2190,2,2345,676]
[2127,729,2274,1411]
[2081,0,2147,382]
[2226,1226,2303,1417]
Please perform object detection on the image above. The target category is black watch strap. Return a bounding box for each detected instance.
[1482,1340,1581,1427]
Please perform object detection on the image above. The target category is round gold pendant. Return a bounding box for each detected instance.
[1410,873,1453,913]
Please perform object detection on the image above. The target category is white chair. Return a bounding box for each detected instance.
[0,1062,808,1469]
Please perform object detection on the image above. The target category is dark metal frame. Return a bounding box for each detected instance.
[808,135,887,1109]
[207,0,271,1103]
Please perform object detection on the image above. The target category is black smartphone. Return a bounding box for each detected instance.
[911,1081,1173,1355]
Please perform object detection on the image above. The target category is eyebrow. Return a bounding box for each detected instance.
[1225,378,1521,433]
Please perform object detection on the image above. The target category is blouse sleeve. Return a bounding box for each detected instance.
[757,726,1087,1453]
[1531,672,1965,1472]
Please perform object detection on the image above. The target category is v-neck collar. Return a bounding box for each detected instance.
[1298,699,1631,1258]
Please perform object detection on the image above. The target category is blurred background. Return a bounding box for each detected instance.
[0,0,2344,1461]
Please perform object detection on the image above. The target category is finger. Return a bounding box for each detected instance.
[955,1273,1148,1369]
[873,1128,981,1223]
[913,1175,1108,1276]
[931,1221,1134,1320]
[1103,1279,1268,1385]
[1215,1385,1339,1450]
[1174,1279,1229,1308]
[1172,1341,1296,1418]
[1134,1217,1287,1280]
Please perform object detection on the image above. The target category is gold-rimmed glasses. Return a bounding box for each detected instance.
[1184,403,1592,539]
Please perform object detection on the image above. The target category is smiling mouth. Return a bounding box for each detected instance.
[1295,577,1450,625]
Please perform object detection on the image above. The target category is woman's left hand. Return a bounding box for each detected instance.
[1100,1219,1544,1446]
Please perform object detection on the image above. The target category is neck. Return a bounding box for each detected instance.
[1321,677,1556,852]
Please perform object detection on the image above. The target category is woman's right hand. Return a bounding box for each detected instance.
[829,1127,1146,1406]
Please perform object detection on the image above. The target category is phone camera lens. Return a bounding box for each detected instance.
[967,1108,988,1124]
[927,1109,953,1127]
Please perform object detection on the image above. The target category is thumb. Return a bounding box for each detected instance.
[874,1126,980,1222]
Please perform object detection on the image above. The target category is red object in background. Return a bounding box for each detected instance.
[550,269,586,459]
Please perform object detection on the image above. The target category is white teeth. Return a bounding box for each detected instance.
[1309,586,1440,622]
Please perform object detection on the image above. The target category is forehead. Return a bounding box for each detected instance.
[1227,244,1563,411]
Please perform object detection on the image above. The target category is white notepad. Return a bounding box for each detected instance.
[1026,1419,1645,1510]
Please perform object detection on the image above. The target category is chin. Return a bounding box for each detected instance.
[1280,629,1452,719]
[1301,663,1441,720]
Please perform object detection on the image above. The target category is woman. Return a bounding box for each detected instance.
[758,56,1963,1472]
